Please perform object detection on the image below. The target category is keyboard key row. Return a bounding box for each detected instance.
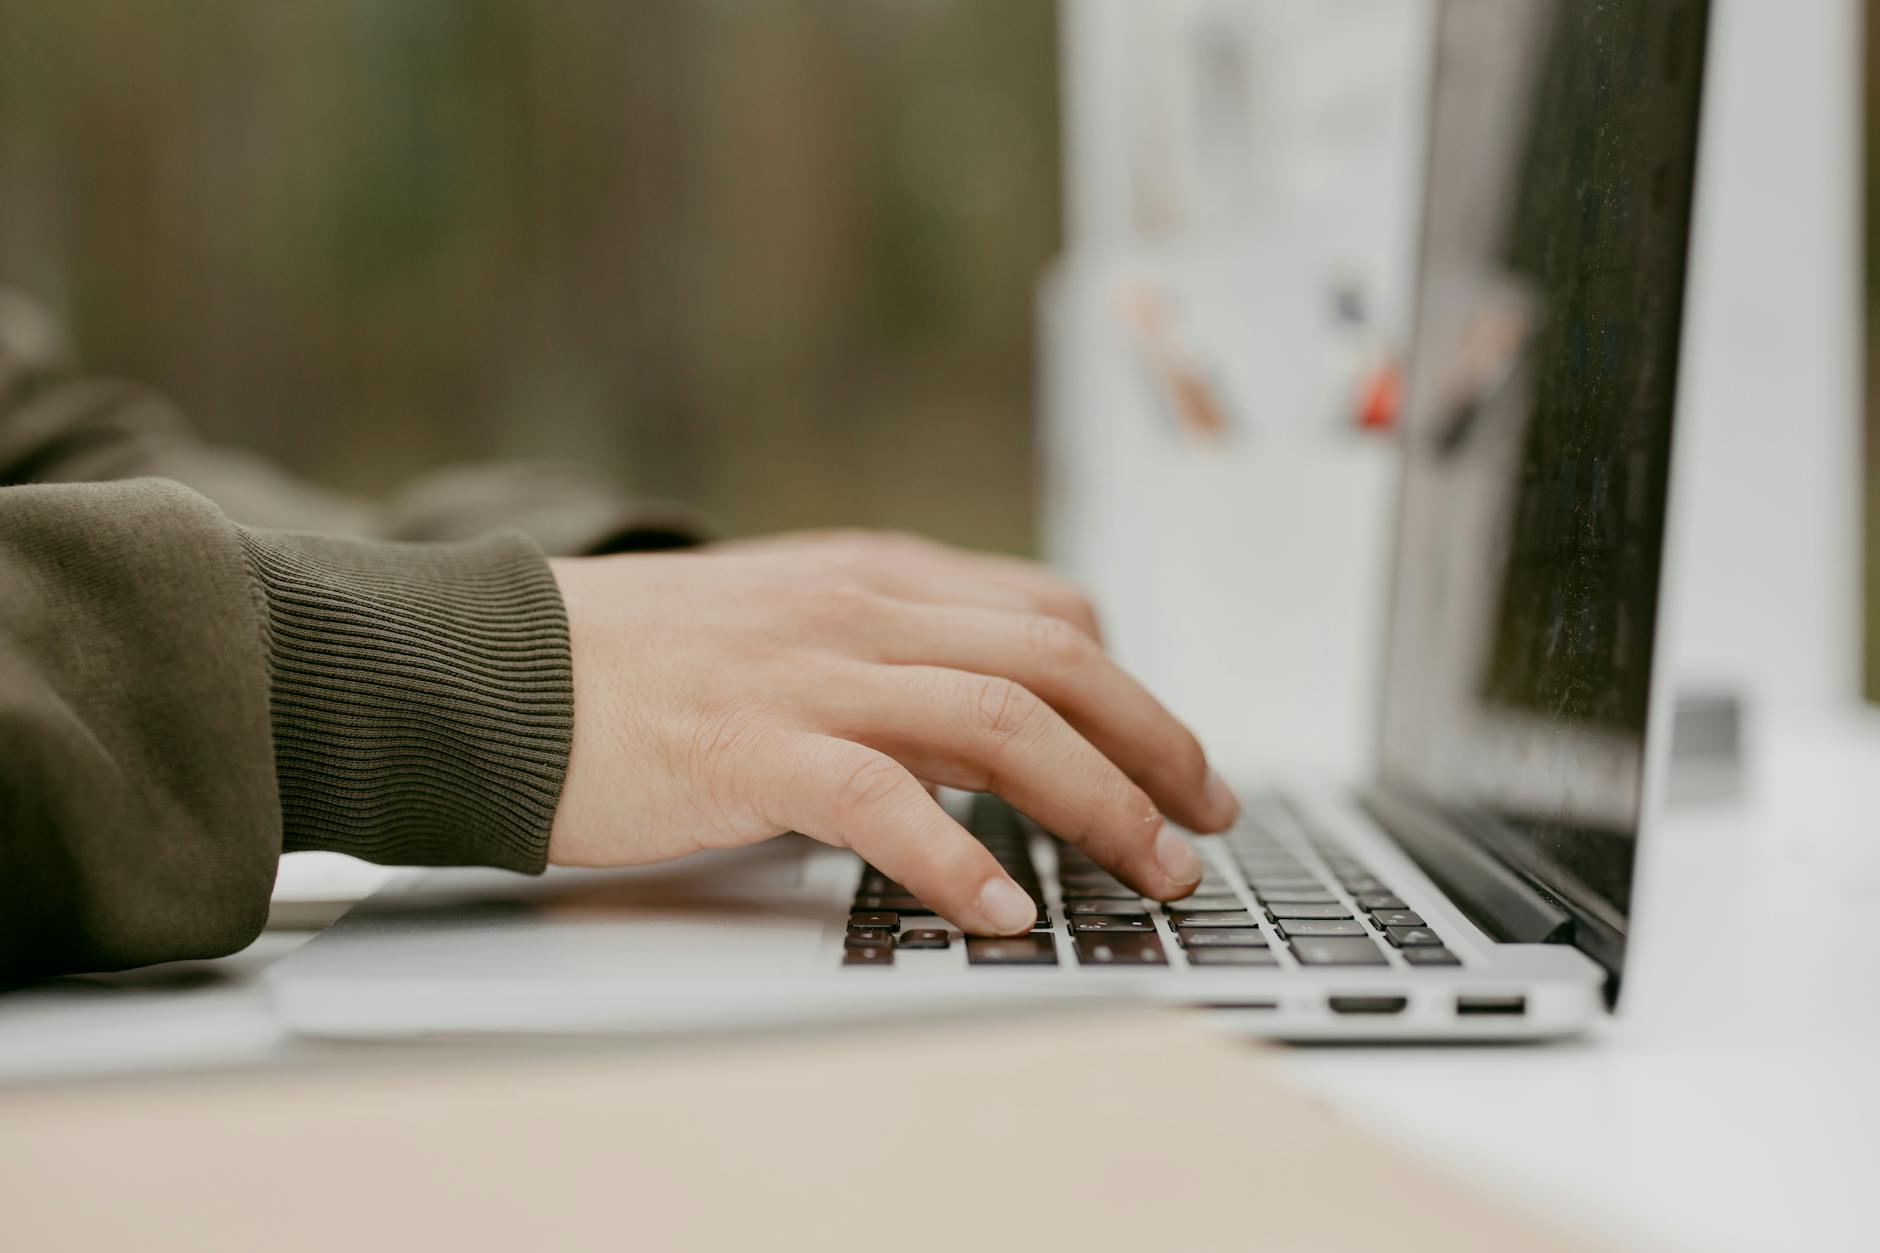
[844,796,1465,972]
[1188,947,1279,966]
[1177,929,1267,948]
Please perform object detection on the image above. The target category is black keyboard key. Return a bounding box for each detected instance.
[1245,877,1325,893]
[1400,945,1461,966]
[843,946,893,967]
[1233,852,1296,871]
[897,929,950,950]
[1161,895,1246,913]
[965,935,1059,965]
[1170,912,1262,929]
[1186,947,1281,966]
[1370,910,1425,928]
[1061,885,1145,901]
[1235,854,1307,869]
[1065,901,1150,917]
[852,895,936,915]
[1069,915,1154,933]
[1288,936,1388,966]
[1355,894,1408,911]
[1338,877,1389,894]
[1179,929,1268,948]
[844,931,895,949]
[1264,903,1352,921]
[1385,925,1444,947]
[1275,919,1367,938]
[1030,916,1056,932]
[1253,888,1337,904]
[849,911,898,930]
[1073,932,1168,966]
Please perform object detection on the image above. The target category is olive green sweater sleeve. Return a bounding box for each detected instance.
[0,478,572,983]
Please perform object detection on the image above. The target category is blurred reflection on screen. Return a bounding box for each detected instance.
[1379,0,1707,946]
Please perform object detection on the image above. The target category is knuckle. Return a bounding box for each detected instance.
[781,582,879,641]
[811,581,884,621]
[971,675,1039,743]
[829,751,908,831]
[1122,782,1160,830]
[685,703,773,774]
[1039,581,1101,632]
[1060,593,1101,632]
[684,705,780,832]
[1025,613,1092,671]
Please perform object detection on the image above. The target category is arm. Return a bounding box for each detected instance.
[0,478,572,983]
[1,295,1239,981]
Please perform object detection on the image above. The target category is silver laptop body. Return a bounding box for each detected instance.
[271,0,1711,1042]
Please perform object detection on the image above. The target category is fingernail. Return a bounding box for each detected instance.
[1154,823,1203,889]
[1204,769,1240,826]
[975,876,1037,935]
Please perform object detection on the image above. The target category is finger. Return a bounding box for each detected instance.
[865,536,1105,643]
[715,530,1105,642]
[839,668,1204,900]
[931,552,1105,644]
[763,735,1037,935]
[868,604,1238,833]
[850,562,1050,622]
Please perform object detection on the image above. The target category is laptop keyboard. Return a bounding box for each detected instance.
[841,794,1463,971]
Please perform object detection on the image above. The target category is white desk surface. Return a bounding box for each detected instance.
[3,714,1876,1253]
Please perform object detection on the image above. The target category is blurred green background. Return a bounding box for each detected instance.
[0,0,1058,553]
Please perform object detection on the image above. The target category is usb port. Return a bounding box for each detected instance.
[1328,995,1408,1016]
[1456,995,1527,1017]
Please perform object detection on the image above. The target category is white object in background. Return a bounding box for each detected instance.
[1040,249,1395,780]
[1060,0,1432,262]
[1047,1,1430,778]
[1669,0,1864,717]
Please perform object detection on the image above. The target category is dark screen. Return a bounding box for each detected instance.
[1377,0,1708,978]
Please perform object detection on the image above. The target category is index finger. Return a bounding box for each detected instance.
[762,734,1039,936]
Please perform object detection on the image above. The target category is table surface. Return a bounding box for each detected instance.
[3,713,1876,1253]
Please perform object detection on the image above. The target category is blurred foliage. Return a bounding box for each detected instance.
[0,0,1059,552]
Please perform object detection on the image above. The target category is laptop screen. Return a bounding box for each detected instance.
[1375,0,1708,983]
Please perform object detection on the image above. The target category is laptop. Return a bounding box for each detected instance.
[270,0,1710,1042]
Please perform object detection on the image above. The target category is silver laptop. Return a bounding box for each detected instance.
[271,0,1710,1042]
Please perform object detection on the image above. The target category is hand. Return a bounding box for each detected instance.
[546,530,1239,936]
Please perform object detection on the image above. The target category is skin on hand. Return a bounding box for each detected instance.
[546,529,1240,937]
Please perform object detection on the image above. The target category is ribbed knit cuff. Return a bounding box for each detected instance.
[237,528,571,872]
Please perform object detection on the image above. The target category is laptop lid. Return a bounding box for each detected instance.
[1370,0,1709,995]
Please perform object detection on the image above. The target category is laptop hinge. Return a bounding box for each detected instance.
[1357,786,1574,946]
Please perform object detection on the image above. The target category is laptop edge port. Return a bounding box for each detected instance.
[1328,995,1409,1016]
[1455,995,1527,1017]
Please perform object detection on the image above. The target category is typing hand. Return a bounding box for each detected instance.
[546,530,1239,936]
